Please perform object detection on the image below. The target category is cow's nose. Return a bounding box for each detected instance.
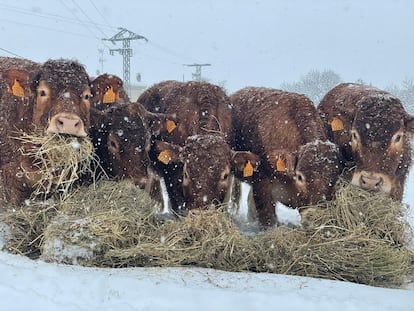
[47,113,87,137]
[359,173,383,191]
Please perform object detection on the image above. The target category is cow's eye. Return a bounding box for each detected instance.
[295,172,305,185]
[352,132,357,141]
[394,134,402,143]
[351,129,360,143]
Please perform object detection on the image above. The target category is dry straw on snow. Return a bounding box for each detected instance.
[1,180,413,288]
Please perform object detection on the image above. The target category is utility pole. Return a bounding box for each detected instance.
[98,49,105,74]
[184,63,211,81]
[103,27,148,96]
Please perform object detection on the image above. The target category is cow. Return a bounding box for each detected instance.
[90,101,171,193]
[318,82,414,201]
[88,75,167,202]
[231,87,342,228]
[138,80,258,216]
[90,73,129,110]
[0,58,92,206]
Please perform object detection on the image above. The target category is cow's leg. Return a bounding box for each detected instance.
[252,178,276,227]
[162,166,186,215]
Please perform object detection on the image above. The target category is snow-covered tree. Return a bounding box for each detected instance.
[385,78,414,115]
[280,69,342,105]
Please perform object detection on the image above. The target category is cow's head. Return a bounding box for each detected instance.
[268,140,342,208]
[91,102,150,189]
[349,96,414,200]
[155,134,259,211]
[90,74,128,109]
[31,59,91,137]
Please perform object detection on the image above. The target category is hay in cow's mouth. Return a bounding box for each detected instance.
[14,132,100,199]
[1,180,412,288]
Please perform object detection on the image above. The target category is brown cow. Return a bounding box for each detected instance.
[0,58,92,206]
[231,87,342,227]
[90,101,174,191]
[318,82,414,201]
[138,80,257,215]
[90,73,129,110]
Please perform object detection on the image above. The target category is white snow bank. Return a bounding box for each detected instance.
[0,251,412,311]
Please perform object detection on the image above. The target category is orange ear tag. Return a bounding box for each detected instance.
[243,160,254,177]
[330,117,344,132]
[9,79,25,97]
[276,157,287,172]
[166,119,177,133]
[102,86,117,104]
[158,150,172,164]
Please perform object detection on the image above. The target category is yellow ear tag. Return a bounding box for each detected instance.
[276,157,287,172]
[330,117,344,131]
[166,119,177,133]
[243,160,254,177]
[102,86,117,104]
[9,79,25,97]
[158,150,172,164]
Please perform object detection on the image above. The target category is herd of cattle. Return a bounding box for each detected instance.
[0,57,413,228]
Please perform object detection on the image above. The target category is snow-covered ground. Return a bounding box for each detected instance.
[0,170,413,311]
[0,249,413,311]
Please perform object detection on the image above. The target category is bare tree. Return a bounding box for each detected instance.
[386,78,414,114]
[281,69,342,104]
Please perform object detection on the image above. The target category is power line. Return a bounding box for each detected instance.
[0,3,115,32]
[59,0,99,40]
[59,0,111,49]
[0,47,22,58]
[71,0,108,38]
[88,0,113,29]
[0,18,93,38]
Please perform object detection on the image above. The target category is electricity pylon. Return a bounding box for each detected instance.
[184,63,211,81]
[103,27,148,96]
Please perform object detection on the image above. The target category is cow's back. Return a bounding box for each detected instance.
[139,80,232,145]
[232,87,326,158]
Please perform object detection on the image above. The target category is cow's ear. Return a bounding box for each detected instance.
[91,74,124,104]
[2,69,31,97]
[232,151,260,177]
[267,149,297,174]
[405,115,414,135]
[132,102,177,136]
[154,140,182,165]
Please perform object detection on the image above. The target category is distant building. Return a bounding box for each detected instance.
[129,84,148,102]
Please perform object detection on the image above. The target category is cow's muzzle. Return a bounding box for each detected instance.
[47,113,87,137]
[351,171,392,194]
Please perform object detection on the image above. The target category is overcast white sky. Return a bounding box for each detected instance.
[0,0,413,94]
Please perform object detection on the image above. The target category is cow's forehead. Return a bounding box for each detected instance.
[298,140,339,170]
[183,135,231,166]
[353,97,405,140]
[37,60,89,93]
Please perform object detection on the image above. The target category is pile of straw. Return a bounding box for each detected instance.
[15,132,99,199]
[1,180,412,288]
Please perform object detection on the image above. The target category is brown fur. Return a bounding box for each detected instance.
[90,102,150,188]
[231,87,342,227]
[318,83,414,200]
[138,80,255,214]
[90,74,129,110]
[0,58,92,206]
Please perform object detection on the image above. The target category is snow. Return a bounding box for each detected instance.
[0,172,413,310]
[0,250,412,311]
